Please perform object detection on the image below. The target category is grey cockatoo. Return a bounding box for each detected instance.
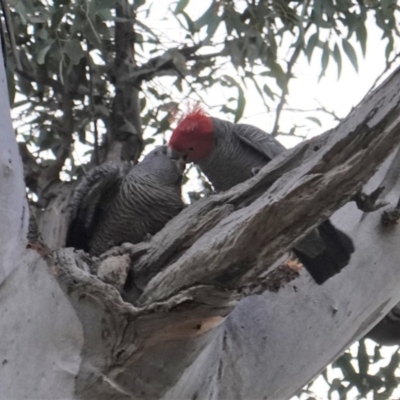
[168,108,354,284]
[67,145,185,256]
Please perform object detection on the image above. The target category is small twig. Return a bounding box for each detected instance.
[271,21,312,136]
[127,43,204,85]
[366,52,400,98]
[315,100,343,123]
[352,186,388,212]
[82,1,101,44]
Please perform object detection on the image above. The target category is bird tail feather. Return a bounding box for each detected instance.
[293,220,354,285]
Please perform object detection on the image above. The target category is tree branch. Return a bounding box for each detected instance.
[272,22,312,136]
[107,0,144,164]
[127,43,205,84]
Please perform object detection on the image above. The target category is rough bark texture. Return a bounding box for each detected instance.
[3,35,400,399]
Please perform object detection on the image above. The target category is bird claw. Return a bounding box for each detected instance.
[353,186,388,212]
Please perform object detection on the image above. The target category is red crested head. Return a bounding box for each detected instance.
[168,107,214,162]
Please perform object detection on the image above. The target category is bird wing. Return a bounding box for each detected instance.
[66,162,123,252]
[293,220,355,285]
[233,123,286,161]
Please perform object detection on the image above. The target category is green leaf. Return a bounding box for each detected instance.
[63,39,85,65]
[177,11,196,34]
[171,50,187,75]
[305,32,319,62]
[132,0,146,9]
[6,65,16,106]
[250,79,271,109]
[357,340,369,376]
[83,22,101,48]
[94,0,117,11]
[332,43,342,79]
[356,23,368,57]
[319,42,330,81]
[135,20,158,40]
[13,0,28,24]
[37,28,49,40]
[306,116,322,127]
[194,2,217,30]
[36,43,53,65]
[341,39,358,72]
[263,84,275,100]
[206,14,221,41]
[235,85,245,123]
[17,75,33,97]
[385,37,394,59]
[269,61,287,93]
[174,0,189,15]
[28,14,49,23]
[226,41,243,69]
[37,128,54,150]
[97,8,113,20]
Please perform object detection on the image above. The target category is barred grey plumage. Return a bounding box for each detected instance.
[169,113,354,284]
[197,118,285,192]
[67,145,184,256]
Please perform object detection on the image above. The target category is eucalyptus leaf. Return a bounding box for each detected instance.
[174,0,189,15]
[306,116,322,127]
[356,23,368,57]
[194,1,217,30]
[36,43,53,65]
[332,43,342,79]
[235,85,245,123]
[341,39,358,72]
[305,32,319,62]
[63,39,85,65]
[319,41,330,81]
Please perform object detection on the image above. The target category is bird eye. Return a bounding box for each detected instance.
[188,147,194,151]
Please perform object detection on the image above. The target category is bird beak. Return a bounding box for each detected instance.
[167,147,184,159]
[167,147,186,173]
